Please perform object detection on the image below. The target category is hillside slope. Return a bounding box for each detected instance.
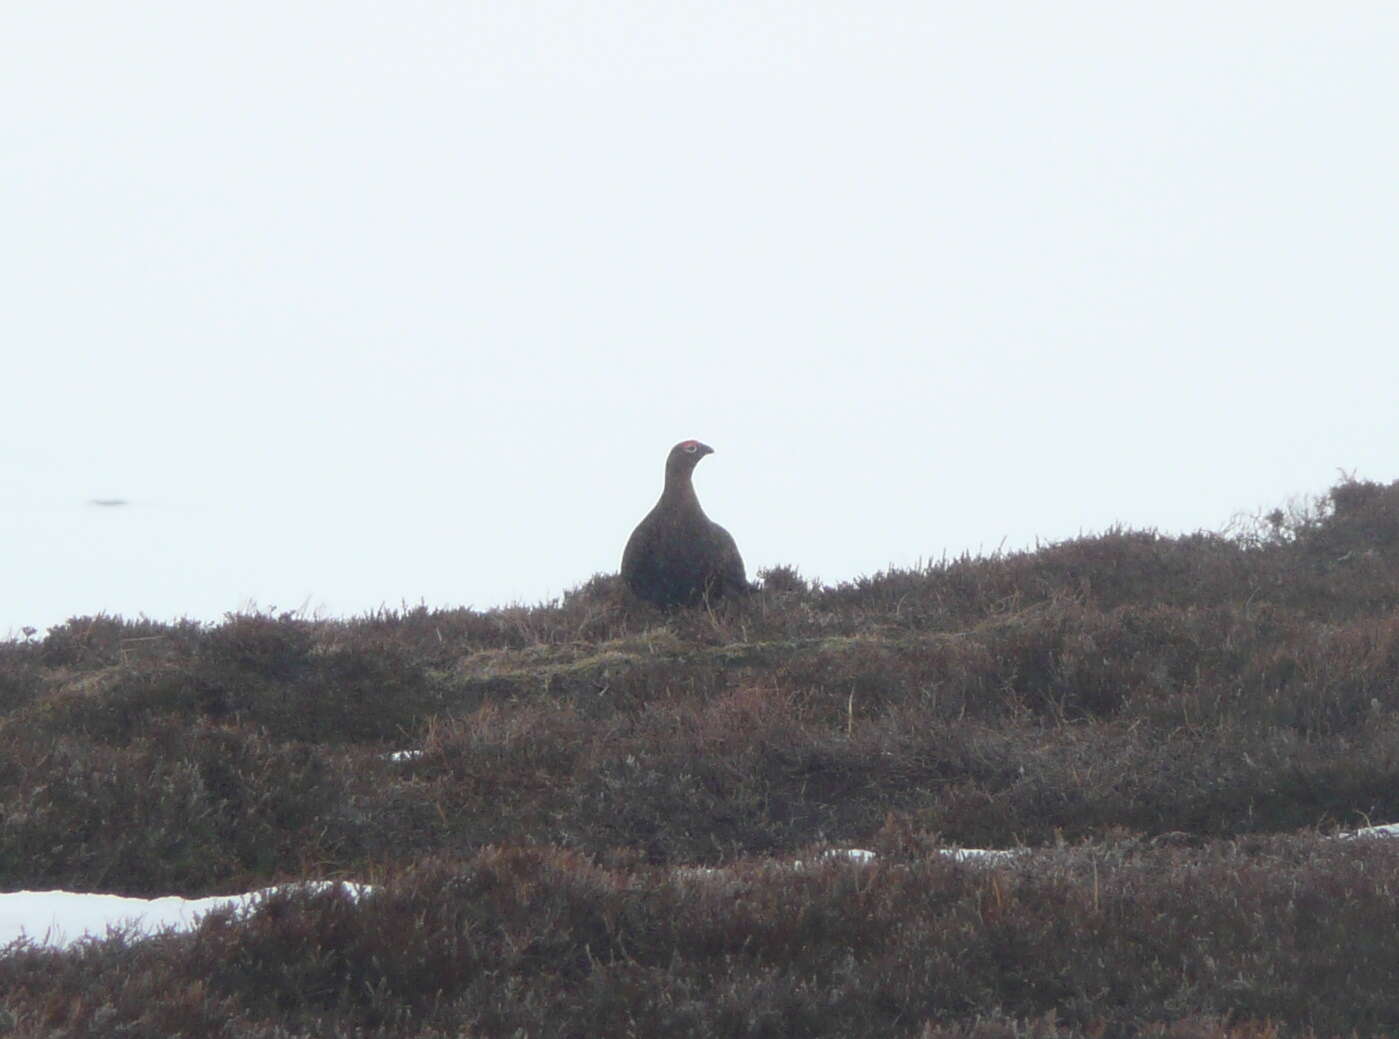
[3,476,1399,1036]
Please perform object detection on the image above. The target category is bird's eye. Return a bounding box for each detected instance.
[683,443,698,453]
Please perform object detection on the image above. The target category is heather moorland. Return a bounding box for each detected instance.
[4,477,1399,1036]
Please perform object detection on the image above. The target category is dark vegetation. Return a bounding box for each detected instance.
[3,476,1399,1036]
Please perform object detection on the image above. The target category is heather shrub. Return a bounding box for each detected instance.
[35,614,202,671]
[0,719,364,893]
[7,839,1399,1036]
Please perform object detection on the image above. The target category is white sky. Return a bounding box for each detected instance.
[4,2,1398,635]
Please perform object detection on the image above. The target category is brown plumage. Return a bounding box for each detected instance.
[621,439,748,608]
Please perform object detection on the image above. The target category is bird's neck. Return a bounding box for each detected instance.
[661,470,701,510]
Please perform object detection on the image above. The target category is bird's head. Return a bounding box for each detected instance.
[665,439,714,478]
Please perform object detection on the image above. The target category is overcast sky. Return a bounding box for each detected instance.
[4,3,1397,636]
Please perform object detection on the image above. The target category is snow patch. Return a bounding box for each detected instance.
[1,881,371,952]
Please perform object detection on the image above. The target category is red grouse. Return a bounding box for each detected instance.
[621,440,748,608]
